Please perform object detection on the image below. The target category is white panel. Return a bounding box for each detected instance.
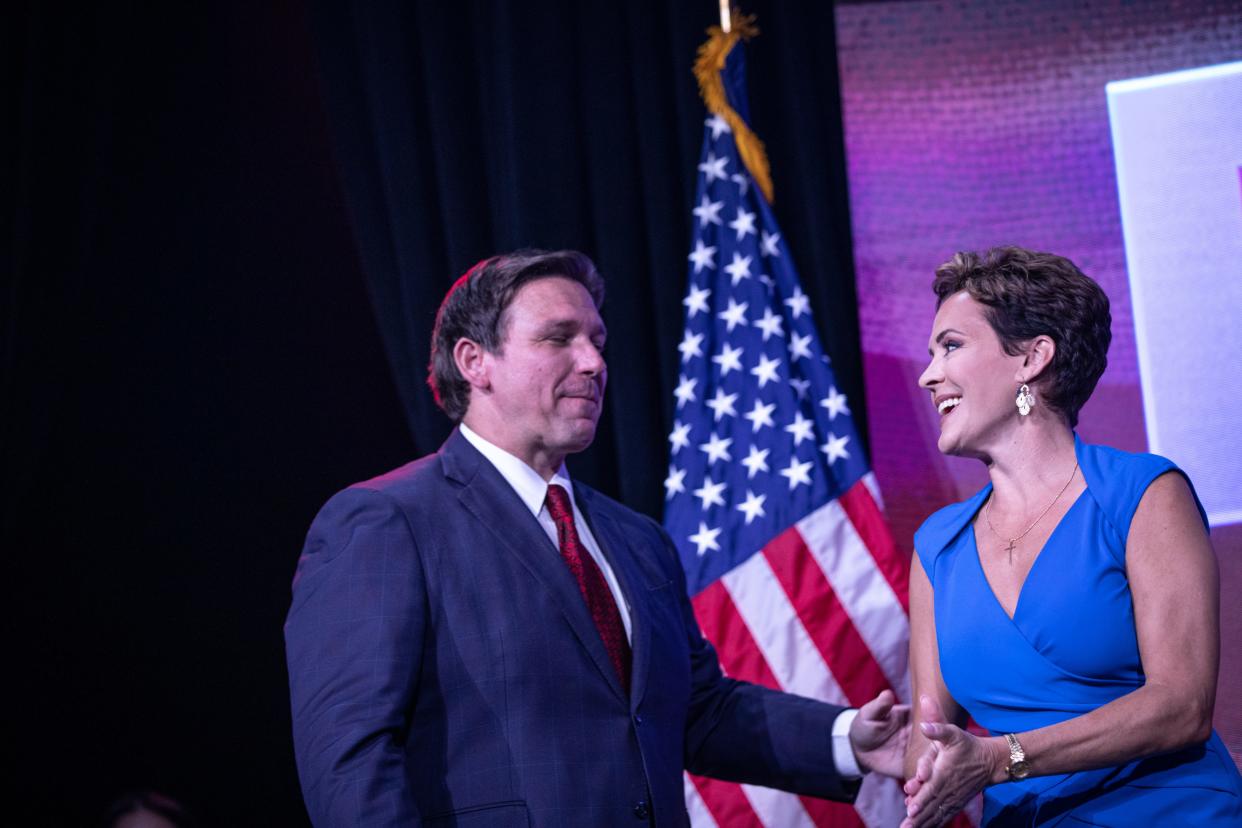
[1108,61,1242,526]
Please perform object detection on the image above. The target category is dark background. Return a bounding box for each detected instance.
[6,1,862,824]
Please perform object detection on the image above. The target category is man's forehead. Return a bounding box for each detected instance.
[513,278,600,313]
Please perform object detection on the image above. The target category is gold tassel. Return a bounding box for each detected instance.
[693,12,774,204]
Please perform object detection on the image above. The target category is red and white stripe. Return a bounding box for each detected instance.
[685,474,911,828]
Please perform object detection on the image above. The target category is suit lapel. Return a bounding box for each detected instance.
[440,430,628,703]
[575,486,652,711]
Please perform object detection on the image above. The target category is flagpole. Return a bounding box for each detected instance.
[719,0,731,33]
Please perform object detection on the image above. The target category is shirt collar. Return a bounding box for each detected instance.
[458,422,573,517]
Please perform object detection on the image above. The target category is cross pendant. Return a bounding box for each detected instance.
[1004,539,1017,564]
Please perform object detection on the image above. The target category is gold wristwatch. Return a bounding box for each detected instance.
[1004,733,1031,780]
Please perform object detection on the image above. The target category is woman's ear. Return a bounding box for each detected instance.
[1017,335,1056,384]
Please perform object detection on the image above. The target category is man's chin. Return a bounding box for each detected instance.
[555,421,599,455]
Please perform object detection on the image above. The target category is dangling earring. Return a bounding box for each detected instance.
[1016,383,1035,417]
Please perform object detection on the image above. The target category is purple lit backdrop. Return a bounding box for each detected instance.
[834,0,1242,763]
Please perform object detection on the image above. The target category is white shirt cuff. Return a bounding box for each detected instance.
[832,708,864,778]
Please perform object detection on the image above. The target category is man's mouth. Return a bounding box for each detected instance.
[561,389,600,405]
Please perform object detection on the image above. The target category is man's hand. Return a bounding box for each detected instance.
[900,696,1006,828]
[848,689,910,778]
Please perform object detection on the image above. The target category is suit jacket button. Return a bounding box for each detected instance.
[633,800,649,820]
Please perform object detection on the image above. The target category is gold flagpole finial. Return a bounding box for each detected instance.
[694,9,772,202]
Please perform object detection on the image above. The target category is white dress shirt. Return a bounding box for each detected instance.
[457,423,860,777]
[459,423,632,641]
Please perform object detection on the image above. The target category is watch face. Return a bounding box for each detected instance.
[1010,759,1031,780]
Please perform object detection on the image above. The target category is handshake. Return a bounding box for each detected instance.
[850,692,995,828]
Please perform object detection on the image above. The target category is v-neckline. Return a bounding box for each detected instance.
[969,481,1088,624]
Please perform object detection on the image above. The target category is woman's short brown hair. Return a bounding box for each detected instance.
[932,246,1111,427]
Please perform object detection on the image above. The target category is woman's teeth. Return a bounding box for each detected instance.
[938,397,962,415]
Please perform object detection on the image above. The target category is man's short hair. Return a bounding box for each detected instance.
[427,249,606,421]
[932,246,1111,428]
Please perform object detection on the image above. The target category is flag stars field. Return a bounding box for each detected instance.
[668,420,691,453]
[697,152,728,183]
[688,522,722,556]
[750,353,781,388]
[724,252,752,286]
[688,241,716,274]
[784,410,815,446]
[760,229,781,257]
[740,444,770,479]
[784,285,810,319]
[664,466,687,499]
[753,307,784,340]
[693,477,727,511]
[717,297,749,332]
[699,432,733,466]
[788,332,813,362]
[705,387,738,421]
[778,456,813,491]
[788,377,810,401]
[693,194,724,227]
[683,284,711,317]
[820,386,850,420]
[743,399,776,432]
[736,490,767,525]
[712,343,744,376]
[729,207,757,240]
[821,433,851,464]
[673,374,697,409]
[679,330,704,363]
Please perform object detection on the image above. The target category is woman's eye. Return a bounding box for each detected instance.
[944,340,961,353]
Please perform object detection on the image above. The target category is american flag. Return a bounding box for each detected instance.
[664,25,910,828]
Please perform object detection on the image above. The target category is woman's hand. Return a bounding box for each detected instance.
[901,696,1006,828]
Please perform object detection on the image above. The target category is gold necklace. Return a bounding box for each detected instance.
[985,461,1079,564]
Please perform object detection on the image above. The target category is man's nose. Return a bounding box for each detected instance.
[578,341,605,375]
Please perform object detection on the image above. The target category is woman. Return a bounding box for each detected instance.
[900,247,1242,827]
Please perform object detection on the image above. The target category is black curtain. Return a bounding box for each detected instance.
[6,1,861,824]
[307,0,866,517]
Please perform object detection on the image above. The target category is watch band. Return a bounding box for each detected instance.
[1004,732,1031,780]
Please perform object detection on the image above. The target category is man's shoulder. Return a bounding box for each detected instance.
[328,452,451,512]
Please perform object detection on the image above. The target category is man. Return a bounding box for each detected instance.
[285,250,909,826]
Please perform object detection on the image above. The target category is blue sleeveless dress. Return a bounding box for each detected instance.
[915,435,1242,825]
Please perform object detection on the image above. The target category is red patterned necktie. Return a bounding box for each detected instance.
[544,484,631,693]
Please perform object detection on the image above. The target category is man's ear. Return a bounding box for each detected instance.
[453,338,490,390]
[1017,335,1056,384]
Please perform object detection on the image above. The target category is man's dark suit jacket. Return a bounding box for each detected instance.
[285,429,859,826]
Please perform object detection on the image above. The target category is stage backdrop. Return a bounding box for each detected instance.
[6,2,865,824]
[835,0,1242,764]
